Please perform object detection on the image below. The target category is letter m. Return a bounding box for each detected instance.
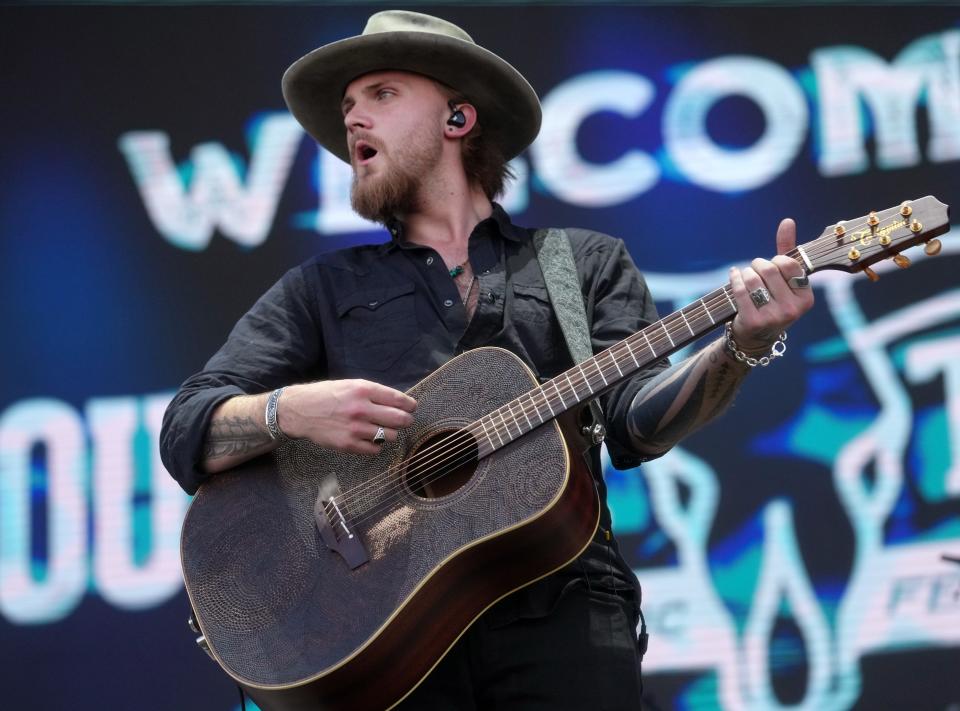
[118,113,303,250]
[813,30,960,176]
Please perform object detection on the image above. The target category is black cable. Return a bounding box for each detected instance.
[637,604,649,700]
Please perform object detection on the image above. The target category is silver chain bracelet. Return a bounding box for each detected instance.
[724,322,787,367]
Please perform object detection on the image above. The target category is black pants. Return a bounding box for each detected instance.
[396,583,644,710]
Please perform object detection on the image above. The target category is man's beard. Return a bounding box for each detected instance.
[350,130,442,225]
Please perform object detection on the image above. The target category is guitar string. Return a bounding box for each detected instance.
[329,226,858,515]
[331,277,756,522]
[346,250,809,523]
[328,211,915,522]
[325,212,922,524]
[329,279,743,519]
[336,252,907,531]
[327,211,917,522]
[342,278,788,530]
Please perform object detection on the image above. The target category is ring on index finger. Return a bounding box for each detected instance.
[372,426,386,445]
[788,275,811,289]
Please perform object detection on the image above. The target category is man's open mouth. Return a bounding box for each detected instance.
[355,141,379,164]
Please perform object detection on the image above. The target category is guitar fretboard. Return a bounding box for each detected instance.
[466,282,742,457]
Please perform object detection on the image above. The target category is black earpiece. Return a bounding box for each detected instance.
[446,101,467,128]
[447,109,466,128]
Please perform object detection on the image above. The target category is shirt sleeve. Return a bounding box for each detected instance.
[159,263,324,494]
[571,231,671,470]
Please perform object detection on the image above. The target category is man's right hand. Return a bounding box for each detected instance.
[278,379,417,455]
[201,379,417,474]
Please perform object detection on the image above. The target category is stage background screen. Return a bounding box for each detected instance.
[1,5,959,710]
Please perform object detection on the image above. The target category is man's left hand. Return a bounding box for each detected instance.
[728,218,815,353]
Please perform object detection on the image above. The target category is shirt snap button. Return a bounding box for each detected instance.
[368,300,378,307]
[443,299,454,307]
[426,256,434,266]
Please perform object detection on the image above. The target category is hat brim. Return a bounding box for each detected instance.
[282,31,541,164]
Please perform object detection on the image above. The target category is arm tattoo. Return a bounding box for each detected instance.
[203,415,273,461]
[627,340,748,456]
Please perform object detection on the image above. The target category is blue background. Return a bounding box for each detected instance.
[1,6,959,709]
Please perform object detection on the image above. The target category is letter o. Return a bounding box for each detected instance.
[664,56,808,192]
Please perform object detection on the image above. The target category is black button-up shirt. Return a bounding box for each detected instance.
[161,205,668,616]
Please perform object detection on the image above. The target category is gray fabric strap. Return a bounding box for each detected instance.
[533,228,606,435]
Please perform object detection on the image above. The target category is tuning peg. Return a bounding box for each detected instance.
[893,254,911,269]
[863,267,880,282]
[925,239,943,256]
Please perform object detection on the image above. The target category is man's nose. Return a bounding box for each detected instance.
[344,105,372,132]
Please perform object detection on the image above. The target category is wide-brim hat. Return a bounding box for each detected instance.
[282,10,542,164]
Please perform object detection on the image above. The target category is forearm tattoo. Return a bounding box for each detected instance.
[627,342,747,456]
[202,415,273,461]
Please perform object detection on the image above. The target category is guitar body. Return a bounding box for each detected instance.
[180,347,601,710]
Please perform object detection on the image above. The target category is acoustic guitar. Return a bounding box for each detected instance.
[180,197,950,710]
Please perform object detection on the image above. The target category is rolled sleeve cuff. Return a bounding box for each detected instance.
[160,383,248,495]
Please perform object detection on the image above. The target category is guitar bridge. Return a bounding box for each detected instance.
[314,486,369,570]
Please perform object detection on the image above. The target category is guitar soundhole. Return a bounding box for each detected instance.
[405,428,479,499]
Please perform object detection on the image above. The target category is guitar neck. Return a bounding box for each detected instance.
[469,279,747,458]
[466,192,952,458]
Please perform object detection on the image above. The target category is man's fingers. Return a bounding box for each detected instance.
[752,257,793,304]
[366,381,417,412]
[729,266,757,317]
[368,403,415,430]
[771,254,804,280]
[776,218,796,256]
[734,265,768,308]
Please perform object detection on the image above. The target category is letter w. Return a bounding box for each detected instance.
[118,113,303,250]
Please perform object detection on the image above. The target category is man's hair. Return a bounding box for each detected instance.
[436,82,514,200]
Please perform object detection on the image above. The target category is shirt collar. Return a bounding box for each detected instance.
[488,203,526,243]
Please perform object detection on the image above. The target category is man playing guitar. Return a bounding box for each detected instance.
[161,10,814,709]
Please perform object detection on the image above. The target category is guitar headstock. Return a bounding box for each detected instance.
[800,196,951,280]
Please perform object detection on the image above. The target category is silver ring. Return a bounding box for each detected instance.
[788,275,811,289]
[749,287,772,308]
[372,426,386,445]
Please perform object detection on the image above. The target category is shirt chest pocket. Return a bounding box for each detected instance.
[511,282,563,362]
[512,282,553,323]
[336,282,419,371]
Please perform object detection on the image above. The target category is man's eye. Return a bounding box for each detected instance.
[377,89,394,100]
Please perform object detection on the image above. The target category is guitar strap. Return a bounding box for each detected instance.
[532,228,606,444]
[533,229,651,664]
